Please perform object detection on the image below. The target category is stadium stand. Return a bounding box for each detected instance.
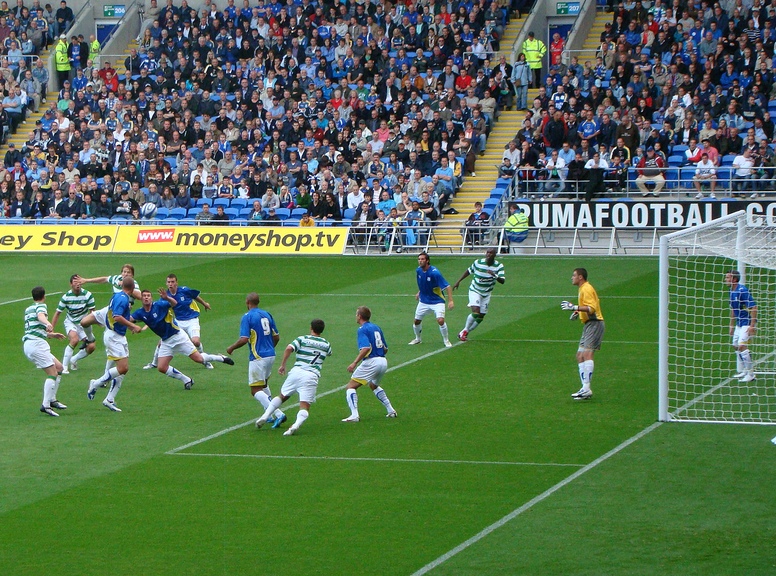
[0,0,534,236]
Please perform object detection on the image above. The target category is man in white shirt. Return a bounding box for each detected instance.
[541,149,567,195]
[693,152,717,199]
[502,140,521,166]
[732,148,755,196]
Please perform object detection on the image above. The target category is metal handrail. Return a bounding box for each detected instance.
[100,3,137,49]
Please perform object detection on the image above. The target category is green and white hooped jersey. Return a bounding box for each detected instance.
[289,335,332,375]
[467,259,505,296]
[23,302,48,342]
[108,274,140,304]
[57,289,96,322]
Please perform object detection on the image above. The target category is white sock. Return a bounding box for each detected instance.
[439,322,449,341]
[578,362,587,389]
[152,343,160,365]
[583,360,594,391]
[83,325,94,342]
[346,388,359,418]
[165,366,189,382]
[200,352,223,363]
[52,375,62,398]
[464,314,476,331]
[106,374,124,402]
[740,349,752,372]
[261,396,283,421]
[291,409,309,430]
[373,386,395,414]
[71,348,89,362]
[197,343,204,354]
[42,376,56,407]
[736,350,744,373]
[413,323,422,339]
[62,345,74,368]
[254,389,272,410]
[99,366,121,383]
[468,315,482,334]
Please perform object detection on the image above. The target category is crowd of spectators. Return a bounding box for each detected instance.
[511,0,776,200]
[1,0,530,226]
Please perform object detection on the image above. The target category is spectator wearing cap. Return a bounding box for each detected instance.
[636,147,666,197]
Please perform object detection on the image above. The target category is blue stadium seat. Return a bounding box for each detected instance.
[667,155,685,166]
[155,208,169,220]
[343,208,356,220]
[188,207,202,217]
[223,208,240,220]
[196,198,211,207]
[239,207,254,218]
[721,154,736,166]
[291,207,308,217]
[231,199,248,209]
[680,166,697,189]
[169,207,188,219]
[213,198,230,207]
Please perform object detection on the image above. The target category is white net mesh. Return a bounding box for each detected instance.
[664,214,776,424]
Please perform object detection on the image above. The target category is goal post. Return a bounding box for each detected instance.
[659,210,776,425]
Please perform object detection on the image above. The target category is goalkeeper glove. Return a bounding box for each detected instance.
[561,300,578,311]
[569,312,579,321]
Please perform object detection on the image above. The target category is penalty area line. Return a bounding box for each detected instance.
[170,453,586,468]
[166,343,463,455]
[409,421,663,576]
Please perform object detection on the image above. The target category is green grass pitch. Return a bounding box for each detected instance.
[0,254,774,575]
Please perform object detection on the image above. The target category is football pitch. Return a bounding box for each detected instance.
[1,254,774,575]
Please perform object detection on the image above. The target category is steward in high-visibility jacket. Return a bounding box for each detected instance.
[505,206,529,244]
[521,31,546,87]
[89,36,100,64]
[54,36,70,89]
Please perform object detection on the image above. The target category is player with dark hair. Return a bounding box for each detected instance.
[725,270,757,382]
[409,252,455,348]
[23,286,67,416]
[51,274,96,374]
[342,306,397,422]
[132,289,233,389]
[255,319,332,436]
[561,268,605,400]
[453,248,506,341]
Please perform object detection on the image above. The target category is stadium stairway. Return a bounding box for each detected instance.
[578,9,610,66]
[493,13,527,62]
[2,46,52,154]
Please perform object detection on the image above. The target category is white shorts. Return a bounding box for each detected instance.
[93,306,108,327]
[64,318,88,341]
[468,290,492,313]
[104,329,129,360]
[415,301,446,321]
[158,330,197,358]
[280,366,319,403]
[351,356,388,386]
[733,325,753,347]
[24,338,56,369]
[249,356,275,387]
[176,317,201,340]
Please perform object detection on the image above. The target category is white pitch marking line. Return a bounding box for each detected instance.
[0,291,63,306]
[203,292,656,300]
[166,343,463,455]
[170,453,586,468]
[409,421,663,576]
[482,338,656,345]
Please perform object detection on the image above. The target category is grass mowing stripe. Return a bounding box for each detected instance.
[171,453,587,467]
[409,421,663,576]
[0,291,63,306]
[166,342,463,455]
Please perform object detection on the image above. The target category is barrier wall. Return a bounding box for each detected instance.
[0,225,349,255]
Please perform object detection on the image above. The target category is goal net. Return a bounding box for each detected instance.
[659,210,776,424]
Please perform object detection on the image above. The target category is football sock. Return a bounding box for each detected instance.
[99,366,121,383]
[152,343,160,366]
[373,386,395,413]
[106,375,124,402]
[346,388,359,417]
[464,314,476,332]
[52,375,62,398]
[583,360,594,391]
[254,389,272,410]
[196,343,204,354]
[261,396,283,420]
[413,324,422,339]
[578,362,587,389]
[200,352,223,363]
[439,322,449,341]
[71,348,89,363]
[292,409,309,430]
[469,314,484,334]
[165,366,189,382]
[740,349,753,372]
[736,350,744,374]
[42,376,55,407]
[62,345,74,368]
[83,325,94,342]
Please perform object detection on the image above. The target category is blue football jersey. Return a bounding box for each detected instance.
[357,322,387,358]
[131,300,181,341]
[240,308,278,360]
[417,265,450,305]
[168,286,201,321]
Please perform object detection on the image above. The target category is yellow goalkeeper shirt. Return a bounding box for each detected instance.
[578,282,603,323]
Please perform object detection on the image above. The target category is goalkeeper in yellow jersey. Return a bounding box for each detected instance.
[561,268,605,400]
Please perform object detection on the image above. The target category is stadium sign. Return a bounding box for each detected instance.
[103,5,126,17]
[556,2,580,15]
[513,201,776,229]
[0,225,348,254]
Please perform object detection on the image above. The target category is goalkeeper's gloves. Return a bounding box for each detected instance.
[569,312,579,321]
[561,300,578,311]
